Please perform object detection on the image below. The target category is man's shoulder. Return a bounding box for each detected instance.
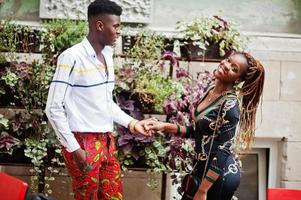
[61,42,83,56]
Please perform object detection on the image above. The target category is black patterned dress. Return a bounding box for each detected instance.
[181,88,241,200]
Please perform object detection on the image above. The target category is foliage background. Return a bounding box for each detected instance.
[0,16,245,193]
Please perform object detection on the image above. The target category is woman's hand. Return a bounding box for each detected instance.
[193,190,207,200]
[147,121,166,132]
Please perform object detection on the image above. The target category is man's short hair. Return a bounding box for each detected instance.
[88,0,122,19]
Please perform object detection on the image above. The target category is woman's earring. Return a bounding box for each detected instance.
[234,80,242,91]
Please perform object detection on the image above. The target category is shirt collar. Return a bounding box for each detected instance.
[82,37,113,58]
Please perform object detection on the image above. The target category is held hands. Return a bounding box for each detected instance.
[128,118,166,136]
[145,119,166,133]
[128,118,153,136]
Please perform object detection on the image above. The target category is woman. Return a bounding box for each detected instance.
[148,52,265,200]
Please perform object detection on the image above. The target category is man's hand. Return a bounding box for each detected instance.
[128,118,157,136]
[71,148,86,170]
[135,118,157,136]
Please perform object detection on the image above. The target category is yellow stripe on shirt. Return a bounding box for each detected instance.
[57,64,113,73]
[58,64,73,69]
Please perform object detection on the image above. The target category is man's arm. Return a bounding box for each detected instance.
[45,52,80,152]
[111,102,152,136]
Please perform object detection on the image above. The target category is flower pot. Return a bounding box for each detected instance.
[0,25,41,53]
[163,38,174,52]
[180,40,233,61]
[205,43,233,60]
[0,146,31,164]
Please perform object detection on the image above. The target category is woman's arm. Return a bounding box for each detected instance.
[193,179,212,200]
[148,121,194,138]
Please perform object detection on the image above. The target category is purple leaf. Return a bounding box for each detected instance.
[162,51,179,67]
[0,132,20,154]
[117,95,135,111]
[176,68,191,79]
[122,143,133,154]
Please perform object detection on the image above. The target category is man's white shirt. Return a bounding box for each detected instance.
[45,37,133,152]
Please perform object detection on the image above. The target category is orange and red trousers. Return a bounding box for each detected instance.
[62,132,122,200]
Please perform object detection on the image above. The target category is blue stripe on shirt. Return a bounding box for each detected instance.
[51,80,114,88]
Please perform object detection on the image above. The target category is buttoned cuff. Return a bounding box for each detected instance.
[65,135,81,152]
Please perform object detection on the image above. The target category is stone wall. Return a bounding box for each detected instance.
[250,38,301,189]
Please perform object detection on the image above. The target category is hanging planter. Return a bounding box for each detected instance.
[177,16,248,61]
[122,34,176,55]
[0,21,41,53]
[15,28,41,53]
[180,40,233,61]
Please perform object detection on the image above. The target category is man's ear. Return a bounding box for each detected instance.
[96,20,104,32]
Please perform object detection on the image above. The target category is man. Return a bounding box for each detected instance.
[45,0,151,199]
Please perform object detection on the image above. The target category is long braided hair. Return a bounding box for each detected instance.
[235,52,265,151]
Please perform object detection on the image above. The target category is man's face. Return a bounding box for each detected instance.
[97,15,121,46]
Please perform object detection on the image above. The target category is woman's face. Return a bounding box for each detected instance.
[214,53,248,83]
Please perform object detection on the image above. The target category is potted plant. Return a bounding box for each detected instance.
[116,29,183,114]
[0,20,41,53]
[44,19,88,55]
[177,15,248,61]
[0,20,63,193]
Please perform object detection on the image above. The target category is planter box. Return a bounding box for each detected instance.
[0,165,164,200]
[121,35,175,55]
[123,169,163,200]
[0,165,73,200]
[180,41,232,62]
[0,27,41,53]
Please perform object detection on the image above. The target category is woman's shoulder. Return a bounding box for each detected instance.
[224,91,238,103]
[221,93,240,120]
[222,92,239,111]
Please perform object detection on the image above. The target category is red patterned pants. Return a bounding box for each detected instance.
[62,132,122,200]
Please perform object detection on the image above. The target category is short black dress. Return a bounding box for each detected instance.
[181,88,241,200]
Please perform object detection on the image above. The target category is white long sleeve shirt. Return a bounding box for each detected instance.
[45,37,134,152]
